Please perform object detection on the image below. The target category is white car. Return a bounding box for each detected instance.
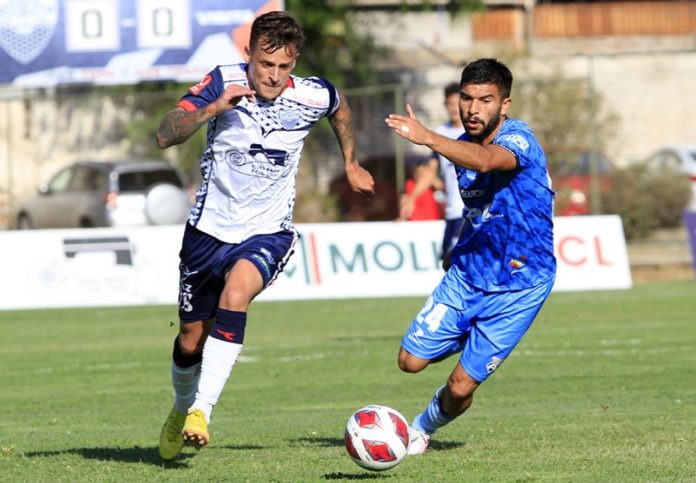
[644,145,696,211]
[16,160,192,229]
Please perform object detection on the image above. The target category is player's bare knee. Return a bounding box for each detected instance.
[178,338,200,356]
[398,350,428,373]
[177,331,204,355]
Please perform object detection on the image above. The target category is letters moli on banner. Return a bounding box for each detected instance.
[0,216,632,310]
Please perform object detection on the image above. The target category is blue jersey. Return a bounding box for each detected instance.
[451,117,556,291]
[177,64,340,244]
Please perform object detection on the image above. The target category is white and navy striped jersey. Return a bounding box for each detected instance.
[178,64,340,244]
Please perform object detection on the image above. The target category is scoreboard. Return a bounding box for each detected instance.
[0,0,282,86]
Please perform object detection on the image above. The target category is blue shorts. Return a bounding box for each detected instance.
[441,218,464,259]
[177,224,297,322]
[401,265,554,382]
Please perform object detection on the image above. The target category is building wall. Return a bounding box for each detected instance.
[351,4,696,165]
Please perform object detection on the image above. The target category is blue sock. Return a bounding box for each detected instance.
[412,386,454,435]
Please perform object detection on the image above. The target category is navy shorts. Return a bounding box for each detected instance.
[177,224,297,322]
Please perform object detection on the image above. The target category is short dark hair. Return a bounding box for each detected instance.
[460,58,513,99]
[250,11,304,54]
[444,82,460,99]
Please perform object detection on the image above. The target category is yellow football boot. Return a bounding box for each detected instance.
[182,409,209,449]
[159,407,186,460]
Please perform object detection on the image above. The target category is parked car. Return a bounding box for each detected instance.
[550,151,615,216]
[15,160,192,229]
[643,144,696,210]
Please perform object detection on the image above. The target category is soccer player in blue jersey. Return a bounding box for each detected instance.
[399,82,465,264]
[155,11,375,460]
[385,58,556,454]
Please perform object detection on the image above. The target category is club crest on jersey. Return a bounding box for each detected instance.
[279,108,301,130]
[508,256,527,269]
[486,356,504,374]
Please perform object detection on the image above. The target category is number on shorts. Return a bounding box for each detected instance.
[416,296,448,332]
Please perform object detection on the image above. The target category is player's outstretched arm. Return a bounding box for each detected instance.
[386,104,516,173]
[329,94,375,196]
[156,85,256,149]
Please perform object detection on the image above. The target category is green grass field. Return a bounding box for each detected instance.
[1,280,695,482]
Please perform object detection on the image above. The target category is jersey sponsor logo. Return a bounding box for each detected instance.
[460,188,485,199]
[279,108,301,129]
[458,168,476,181]
[222,144,291,180]
[462,203,500,228]
[250,253,271,278]
[249,143,287,166]
[189,74,212,95]
[499,133,529,151]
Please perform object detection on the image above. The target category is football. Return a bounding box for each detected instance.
[344,404,410,471]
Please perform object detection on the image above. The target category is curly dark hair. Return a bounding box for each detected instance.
[460,58,513,99]
[250,11,304,54]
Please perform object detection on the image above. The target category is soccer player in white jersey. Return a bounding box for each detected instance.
[399,83,465,265]
[386,58,556,455]
[156,11,374,460]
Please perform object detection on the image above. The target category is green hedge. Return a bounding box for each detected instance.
[601,165,691,239]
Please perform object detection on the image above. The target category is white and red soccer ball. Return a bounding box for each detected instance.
[344,404,410,471]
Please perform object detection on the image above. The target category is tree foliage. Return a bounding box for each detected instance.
[510,68,619,174]
[286,0,384,88]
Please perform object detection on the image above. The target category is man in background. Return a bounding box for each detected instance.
[399,83,465,263]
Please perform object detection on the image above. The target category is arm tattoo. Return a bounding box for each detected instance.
[329,95,357,165]
[157,106,213,148]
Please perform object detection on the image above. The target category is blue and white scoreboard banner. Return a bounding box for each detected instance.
[0,217,633,310]
[0,0,282,87]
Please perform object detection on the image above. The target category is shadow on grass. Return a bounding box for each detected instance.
[292,436,465,452]
[324,472,392,480]
[24,442,269,467]
[25,445,193,467]
[291,436,344,447]
[428,440,466,451]
[295,436,466,480]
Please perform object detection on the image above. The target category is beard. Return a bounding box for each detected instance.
[463,109,502,143]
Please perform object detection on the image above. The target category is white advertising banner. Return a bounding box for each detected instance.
[0,216,632,310]
[552,215,632,291]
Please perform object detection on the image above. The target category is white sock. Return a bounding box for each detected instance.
[190,336,243,423]
[171,362,200,414]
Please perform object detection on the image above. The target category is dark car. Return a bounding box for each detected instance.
[16,160,192,229]
[550,151,615,216]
